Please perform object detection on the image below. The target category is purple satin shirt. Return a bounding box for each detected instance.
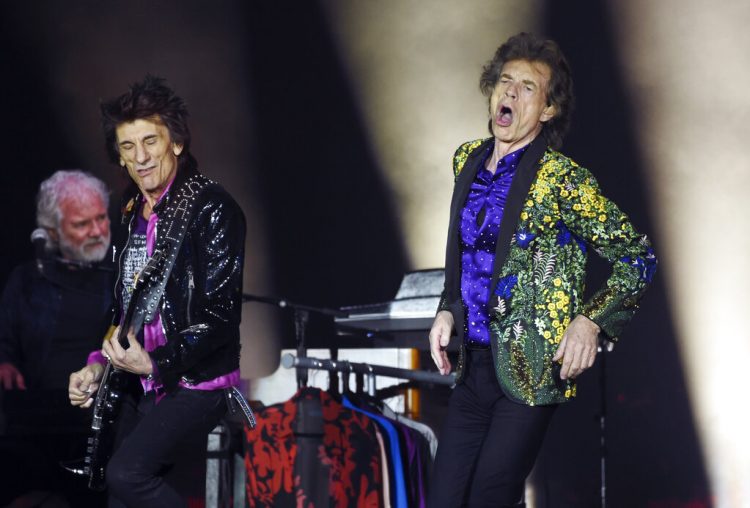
[460,144,528,347]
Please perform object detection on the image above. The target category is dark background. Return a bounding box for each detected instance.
[0,1,710,506]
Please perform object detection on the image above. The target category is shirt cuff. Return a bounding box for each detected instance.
[87,350,107,366]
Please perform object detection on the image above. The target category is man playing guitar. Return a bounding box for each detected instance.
[68,76,247,508]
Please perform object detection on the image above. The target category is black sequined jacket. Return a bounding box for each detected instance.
[112,164,246,392]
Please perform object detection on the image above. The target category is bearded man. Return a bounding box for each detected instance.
[0,170,113,391]
[0,169,113,507]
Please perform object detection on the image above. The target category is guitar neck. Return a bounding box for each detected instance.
[116,250,163,349]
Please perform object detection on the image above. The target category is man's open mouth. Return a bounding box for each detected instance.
[497,105,513,127]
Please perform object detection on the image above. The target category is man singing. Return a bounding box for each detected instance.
[68,76,246,507]
[428,33,657,507]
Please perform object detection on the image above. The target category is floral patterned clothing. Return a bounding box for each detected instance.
[439,136,656,406]
[244,388,382,507]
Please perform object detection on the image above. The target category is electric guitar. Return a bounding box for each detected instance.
[83,250,164,491]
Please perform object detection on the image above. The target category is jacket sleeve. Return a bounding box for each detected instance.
[557,163,657,340]
[150,189,246,387]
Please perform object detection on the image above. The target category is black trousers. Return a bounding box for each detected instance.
[430,349,557,508]
[106,387,227,508]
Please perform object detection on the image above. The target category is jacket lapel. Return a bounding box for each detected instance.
[489,135,548,296]
[444,138,493,301]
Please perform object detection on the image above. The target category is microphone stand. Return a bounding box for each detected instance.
[242,293,348,388]
[598,338,614,508]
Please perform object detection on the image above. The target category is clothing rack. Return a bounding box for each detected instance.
[281,353,455,396]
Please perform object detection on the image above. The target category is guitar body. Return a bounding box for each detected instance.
[85,362,134,490]
[80,250,164,491]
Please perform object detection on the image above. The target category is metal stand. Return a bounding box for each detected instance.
[281,353,455,391]
[598,338,614,508]
[205,423,245,508]
[242,293,347,387]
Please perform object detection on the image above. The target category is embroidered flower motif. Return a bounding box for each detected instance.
[556,220,587,253]
[620,249,658,283]
[556,220,572,246]
[494,274,518,299]
[516,230,536,249]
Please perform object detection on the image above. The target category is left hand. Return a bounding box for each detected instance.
[552,314,600,380]
[102,327,153,376]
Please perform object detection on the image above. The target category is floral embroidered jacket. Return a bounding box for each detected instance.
[438,135,656,406]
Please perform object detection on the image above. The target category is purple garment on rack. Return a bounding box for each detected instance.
[398,423,427,508]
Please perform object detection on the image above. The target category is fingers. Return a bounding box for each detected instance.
[69,371,92,406]
[68,366,102,406]
[15,371,26,390]
[429,330,444,372]
[556,315,599,380]
[104,335,128,367]
[558,337,596,380]
[552,336,566,362]
[434,350,452,375]
[0,363,25,390]
[127,327,138,347]
[429,315,453,375]
[429,311,457,376]
[561,343,582,380]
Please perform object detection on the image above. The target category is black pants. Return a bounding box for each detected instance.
[430,349,557,508]
[106,387,227,508]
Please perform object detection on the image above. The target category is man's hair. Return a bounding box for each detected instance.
[100,75,196,169]
[479,32,575,150]
[36,170,110,231]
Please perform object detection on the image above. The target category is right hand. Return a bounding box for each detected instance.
[0,362,26,390]
[429,310,455,375]
[68,363,104,408]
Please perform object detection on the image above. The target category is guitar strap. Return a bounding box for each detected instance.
[125,172,257,428]
[129,172,214,331]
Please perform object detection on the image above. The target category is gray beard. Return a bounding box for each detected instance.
[58,231,111,263]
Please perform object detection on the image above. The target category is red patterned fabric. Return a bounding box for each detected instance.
[244,388,382,507]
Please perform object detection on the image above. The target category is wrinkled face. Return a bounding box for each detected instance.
[489,59,556,148]
[115,117,183,200]
[56,193,111,262]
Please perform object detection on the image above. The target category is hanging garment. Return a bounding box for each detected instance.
[244,388,382,508]
[343,396,408,508]
[354,396,435,507]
